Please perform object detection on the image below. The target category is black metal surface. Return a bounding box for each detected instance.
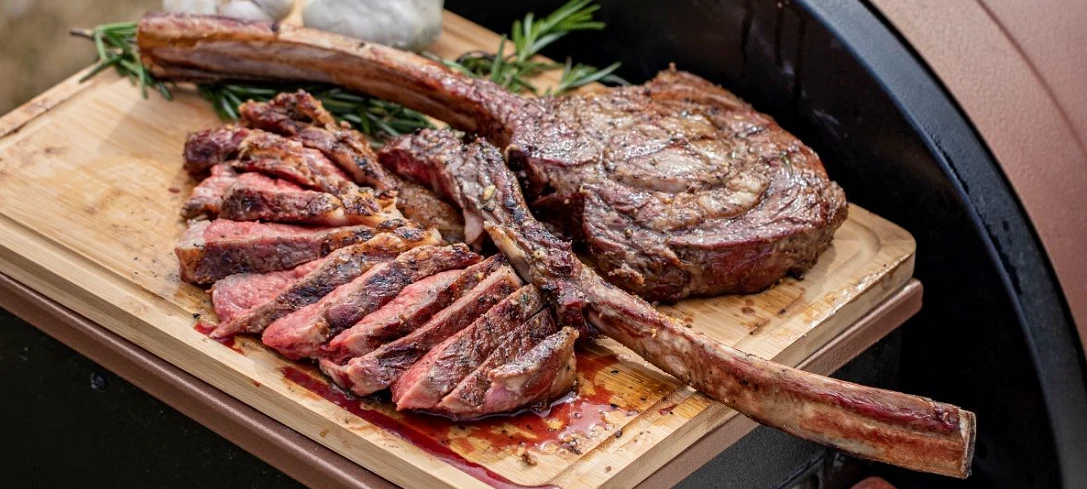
[0,308,304,489]
[445,0,1087,487]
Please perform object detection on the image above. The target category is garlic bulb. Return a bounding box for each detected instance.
[303,0,444,52]
[163,0,294,22]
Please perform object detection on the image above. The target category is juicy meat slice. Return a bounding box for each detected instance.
[239,91,396,189]
[211,257,326,325]
[182,164,237,219]
[210,225,440,337]
[261,244,481,359]
[324,264,521,395]
[390,285,545,411]
[184,126,353,193]
[219,171,402,226]
[139,13,847,302]
[175,219,387,284]
[241,92,465,242]
[419,134,976,478]
[324,255,508,362]
[392,179,465,244]
[434,309,559,417]
[476,326,579,417]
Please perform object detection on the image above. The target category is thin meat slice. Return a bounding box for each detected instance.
[323,265,522,395]
[184,126,353,193]
[390,285,545,411]
[476,327,579,416]
[219,172,402,226]
[175,219,389,284]
[314,269,464,359]
[241,92,465,241]
[435,309,559,417]
[211,257,326,325]
[262,244,482,359]
[210,225,440,337]
[182,164,237,219]
[239,91,396,189]
[324,254,508,362]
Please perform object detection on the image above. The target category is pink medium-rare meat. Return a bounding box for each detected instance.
[323,264,522,395]
[138,13,847,302]
[211,257,326,324]
[420,133,975,478]
[210,225,440,337]
[239,91,395,189]
[182,164,237,219]
[434,309,558,417]
[390,285,546,411]
[219,171,402,227]
[240,91,466,243]
[261,244,481,359]
[315,268,464,358]
[324,254,509,362]
[184,126,353,193]
[476,327,579,417]
[175,219,388,284]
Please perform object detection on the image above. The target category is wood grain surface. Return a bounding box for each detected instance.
[0,11,916,489]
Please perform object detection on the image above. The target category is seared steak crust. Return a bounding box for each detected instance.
[435,309,559,417]
[175,219,390,284]
[184,126,353,193]
[211,225,440,337]
[239,91,396,189]
[239,92,466,242]
[390,285,546,410]
[219,172,401,227]
[476,327,578,417]
[324,264,521,395]
[324,254,509,361]
[261,244,482,359]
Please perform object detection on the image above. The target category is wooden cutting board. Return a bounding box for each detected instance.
[0,11,915,489]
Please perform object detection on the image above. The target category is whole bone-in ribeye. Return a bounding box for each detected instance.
[138,13,847,302]
[384,131,975,478]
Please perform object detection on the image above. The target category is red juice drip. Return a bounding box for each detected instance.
[194,321,241,353]
[281,366,557,489]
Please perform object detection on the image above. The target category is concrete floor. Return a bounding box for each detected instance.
[0,0,158,114]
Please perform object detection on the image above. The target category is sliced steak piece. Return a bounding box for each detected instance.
[324,254,508,362]
[210,225,439,337]
[323,264,521,395]
[140,13,847,302]
[390,285,545,411]
[261,244,481,359]
[175,219,387,284]
[239,91,396,189]
[434,309,559,417]
[184,126,353,193]
[241,92,465,242]
[473,327,578,417]
[181,164,237,219]
[219,171,402,226]
[211,257,326,325]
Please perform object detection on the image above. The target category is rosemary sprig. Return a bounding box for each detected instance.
[70,23,431,143]
[72,0,625,142]
[434,0,627,95]
[197,83,433,145]
[71,22,172,100]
